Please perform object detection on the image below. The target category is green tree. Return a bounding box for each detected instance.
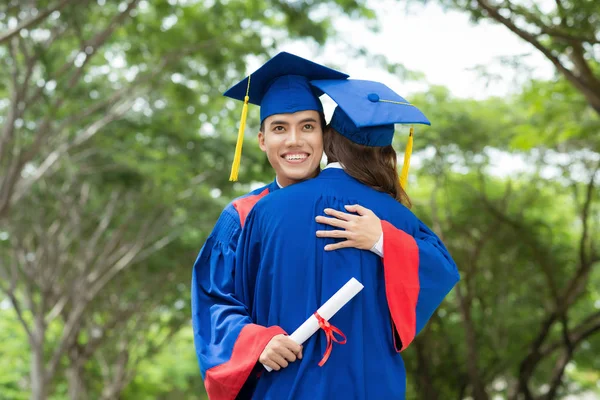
[408,0,600,115]
[400,80,600,400]
[0,1,379,399]
[0,306,31,400]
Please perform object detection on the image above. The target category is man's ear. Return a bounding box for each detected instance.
[258,131,266,152]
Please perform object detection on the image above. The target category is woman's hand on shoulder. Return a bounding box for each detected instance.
[315,204,382,251]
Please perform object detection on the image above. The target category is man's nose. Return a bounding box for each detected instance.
[286,127,302,146]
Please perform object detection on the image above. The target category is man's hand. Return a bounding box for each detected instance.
[259,334,303,371]
[315,204,382,251]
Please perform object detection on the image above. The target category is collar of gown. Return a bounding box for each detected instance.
[323,162,343,170]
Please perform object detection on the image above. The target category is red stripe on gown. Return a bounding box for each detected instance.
[233,188,270,228]
[381,220,420,351]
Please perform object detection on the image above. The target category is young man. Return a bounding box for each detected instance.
[190,52,351,399]
[233,79,460,399]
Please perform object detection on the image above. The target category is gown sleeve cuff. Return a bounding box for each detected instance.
[370,232,384,257]
[204,324,286,400]
[381,220,420,352]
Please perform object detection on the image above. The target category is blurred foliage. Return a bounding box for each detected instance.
[405,0,600,117]
[0,0,376,399]
[1,0,600,399]
[0,307,30,400]
[400,78,600,399]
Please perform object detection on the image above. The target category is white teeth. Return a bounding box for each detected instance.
[285,154,308,161]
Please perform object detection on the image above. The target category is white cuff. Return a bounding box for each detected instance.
[369,232,384,258]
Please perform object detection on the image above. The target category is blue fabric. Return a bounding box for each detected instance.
[190,180,279,379]
[310,79,431,146]
[259,75,323,123]
[234,168,460,400]
[223,52,348,122]
[414,222,459,334]
[329,106,394,147]
[311,79,431,128]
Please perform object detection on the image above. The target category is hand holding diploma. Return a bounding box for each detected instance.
[259,334,303,371]
[263,277,364,372]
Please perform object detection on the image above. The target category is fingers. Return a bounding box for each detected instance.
[324,241,353,251]
[279,346,298,363]
[345,204,373,216]
[260,335,303,371]
[260,348,288,370]
[283,338,303,356]
[279,336,302,359]
[323,208,357,221]
[261,358,281,371]
[315,215,349,229]
[272,339,299,363]
[270,352,289,368]
[316,229,351,239]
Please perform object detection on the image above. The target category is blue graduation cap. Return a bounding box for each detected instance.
[224,52,349,181]
[310,79,431,190]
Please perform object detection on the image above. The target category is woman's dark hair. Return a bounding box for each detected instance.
[323,126,411,208]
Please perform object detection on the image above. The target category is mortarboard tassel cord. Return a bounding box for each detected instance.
[229,75,252,181]
[399,126,413,190]
[377,99,415,191]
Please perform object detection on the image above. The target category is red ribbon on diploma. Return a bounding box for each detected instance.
[314,312,347,367]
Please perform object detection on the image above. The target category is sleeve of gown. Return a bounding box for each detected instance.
[380,219,460,352]
[234,207,269,320]
[191,208,285,400]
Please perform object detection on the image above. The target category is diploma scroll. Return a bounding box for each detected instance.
[263,277,364,372]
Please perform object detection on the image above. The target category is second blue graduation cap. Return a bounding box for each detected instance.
[310,79,430,146]
[310,79,431,189]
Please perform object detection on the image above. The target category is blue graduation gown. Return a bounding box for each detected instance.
[191,180,287,399]
[234,168,460,400]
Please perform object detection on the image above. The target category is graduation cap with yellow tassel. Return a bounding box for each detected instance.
[223,52,349,181]
[310,79,430,191]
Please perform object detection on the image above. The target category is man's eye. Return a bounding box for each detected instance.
[273,126,285,132]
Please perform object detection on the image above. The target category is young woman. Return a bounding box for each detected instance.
[230,79,460,400]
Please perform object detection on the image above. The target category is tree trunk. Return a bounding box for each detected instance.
[30,315,48,400]
[456,284,489,400]
[30,344,47,400]
[414,338,440,400]
[100,349,129,400]
[67,364,88,400]
[101,380,126,400]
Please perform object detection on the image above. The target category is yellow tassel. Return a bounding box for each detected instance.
[399,126,414,190]
[229,76,251,182]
